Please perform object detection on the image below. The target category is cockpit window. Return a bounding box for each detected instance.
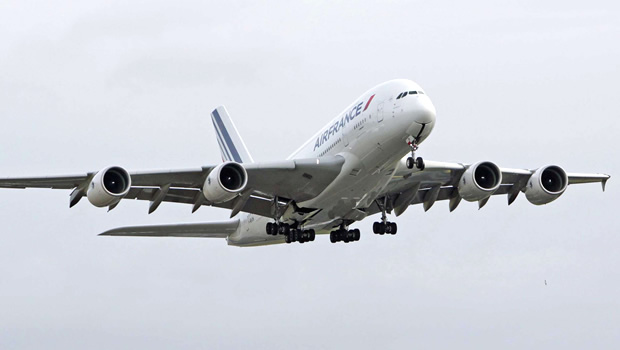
[397,90,425,99]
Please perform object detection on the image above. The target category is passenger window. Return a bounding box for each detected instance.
[419,91,425,94]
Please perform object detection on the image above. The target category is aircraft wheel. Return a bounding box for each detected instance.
[416,157,425,170]
[406,157,414,169]
[373,222,380,234]
[379,223,386,235]
[353,229,361,241]
[279,223,290,235]
[266,222,272,235]
[390,222,397,235]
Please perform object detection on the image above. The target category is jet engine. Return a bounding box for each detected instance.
[87,166,132,207]
[525,165,568,205]
[203,162,248,203]
[458,161,502,201]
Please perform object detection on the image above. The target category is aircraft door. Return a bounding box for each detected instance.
[376,102,384,122]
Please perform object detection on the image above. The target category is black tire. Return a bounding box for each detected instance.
[330,232,337,243]
[373,222,380,234]
[390,222,397,235]
[385,222,392,234]
[379,223,386,235]
[285,234,291,244]
[354,229,361,241]
[406,157,414,169]
[416,157,425,170]
[309,229,316,241]
[266,222,272,235]
[280,224,290,235]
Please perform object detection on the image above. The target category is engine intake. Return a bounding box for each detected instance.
[458,161,502,202]
[525,165,568,205]
[203,162,248,203]
[87,166,131,207]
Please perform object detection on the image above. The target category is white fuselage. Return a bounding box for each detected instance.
[229,79,437,246]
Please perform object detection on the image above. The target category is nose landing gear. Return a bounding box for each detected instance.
[406,137,425,170]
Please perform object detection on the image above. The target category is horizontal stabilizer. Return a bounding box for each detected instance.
[99,220,239,238]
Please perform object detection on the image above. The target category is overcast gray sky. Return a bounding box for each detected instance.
[1,0,619,349]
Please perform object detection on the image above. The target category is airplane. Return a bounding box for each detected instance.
[0,79,610,247]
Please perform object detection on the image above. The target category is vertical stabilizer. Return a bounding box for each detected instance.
[211,106,254,163]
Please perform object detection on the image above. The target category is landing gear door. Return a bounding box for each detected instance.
[376,102,384,122]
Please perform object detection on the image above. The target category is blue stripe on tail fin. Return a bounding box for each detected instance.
[210,106,254,163]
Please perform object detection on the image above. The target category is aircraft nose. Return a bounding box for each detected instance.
[414,97,436,125]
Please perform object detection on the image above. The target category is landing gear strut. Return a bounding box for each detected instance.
[373,197,398,235]
[406,137,425,170]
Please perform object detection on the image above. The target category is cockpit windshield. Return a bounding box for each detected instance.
[396,90,424,99]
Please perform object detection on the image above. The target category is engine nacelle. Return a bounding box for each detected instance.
[203,162,248,203]
[525,165,568,205]
[458,161,502,202]
[87,166,132,207]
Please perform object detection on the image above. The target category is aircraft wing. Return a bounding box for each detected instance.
[0,156,345,217]
[376,160,610,216]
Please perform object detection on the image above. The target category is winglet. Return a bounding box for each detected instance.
[602,176,610,192]
[211,106,254,163]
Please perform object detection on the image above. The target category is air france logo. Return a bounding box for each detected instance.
[313,94,375,151]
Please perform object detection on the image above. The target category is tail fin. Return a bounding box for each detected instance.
[210,106,254,163]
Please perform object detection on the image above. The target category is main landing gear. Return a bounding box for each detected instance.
[330,225,361,244]
[265,222,315,244]
[373,221,397,235]
[406,137,425,170]
[373,197,397,235]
